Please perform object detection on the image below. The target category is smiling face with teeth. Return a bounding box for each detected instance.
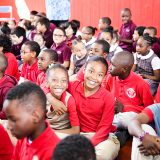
[83,61,107,93]
[46,68,68,100]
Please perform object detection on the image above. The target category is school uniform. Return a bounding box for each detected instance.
[37,72,46,87]
[30,29,37,41]
[82,37,96,52]
[132,104,160,160]
[157,37,160,45]
[4,52,20,81]
[0,74,17,119]
[66,35,77,42]
[51,41,72,64]
[151,42,160,58]
[132,41,137,53]
[10,38,29,60]
[155,83,160,103]
[107,43,123,63]
[43,29,54,48]
[103,71,154,129]
[67,81,120,160]
[119,20,137,52]
[12,121,60,160]
[0,124,14,160]
[97,31,102,40]
[49,23,56,33]
[134,49,160,95]
[20,60,42,83]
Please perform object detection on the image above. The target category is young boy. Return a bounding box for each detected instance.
[118,8,137,52]
[128,103,160,160]
[37,49,58,88]
[36,17,54,48]
[103,51,154,130]
[0,34,20,81]
[10,27,29,61]
[132,26,146,53]
[3,82,60,160]
[97,17,111,40]
[19,41,42,83]
[0,53,17,120]
[143,27,160,58]
[52,134,96,160]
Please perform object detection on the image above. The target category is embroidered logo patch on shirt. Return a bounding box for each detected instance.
[126,88,136,98]
[126,29,130,32]
[57,51,62,54]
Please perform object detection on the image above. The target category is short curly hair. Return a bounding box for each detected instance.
[52,135,96,160]
[0,34,12,53]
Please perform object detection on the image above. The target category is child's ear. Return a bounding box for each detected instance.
[103,52,108,59]
[147,45,152,51]
[31,51,37,58]
[45,81,50,88]
[123,65,128,73]
[0,46,3,53]
[32,110,41,123]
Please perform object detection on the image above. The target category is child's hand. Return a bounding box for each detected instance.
[138,134,160,156]
[115,98,124,114]
[53,100,67,115]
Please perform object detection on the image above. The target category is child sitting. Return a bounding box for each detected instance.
[132,34,160,95]
[68,39,88,76]
[37,49,58,88]
[0,53,17,120]
[51,27,72,68]
[81,26,97,52]
[0,22,11,37]
[103,51,154,130]
[10,27,29,62]
[19,41,42,83]
[128,103,160,160]
[36,17,53,48]
[45,64,80,137]
[8,20,16,31]
[143,27,160,58]
[30,10,38,27]
[118,8,137,52]
[132,26,146,53]
[3,82,60,160]
[52,135,96,160]
[61,21,77,43]
[34,33,47,51]
[99,26,123,63]
[97,17,111,40]
[0,34,20,80]
[21,19,32,40]
[71,19,81,37]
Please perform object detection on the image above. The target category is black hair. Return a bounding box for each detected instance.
[0,22,11,36]
[94,40,110,53]
[85,26,97,36]
[0,53,8,73]
[34,33,46,44]
[11,26,26,39]
[46,63,69,81]
[146,27,157,36]
[41,49,58,62]
[141,33,157,46]
[10,20,16,25]
[101,17,111,26]
[6,81,46,113]
[52,135,96,160]
[61,21,77,35]
[122,8,132,15]
[23,20,32,30]
[71,20,80,29]
[71,39,84,50]
[135,26,146,36]
[38,12,46,17]
[86,55,108,75]
[37,17,50,29]
[54,27,66,36]
[35,14,43,18]
[30,10,38,15]
[23,41,40,57]
[0,34,12,53]
[19,19,23,22]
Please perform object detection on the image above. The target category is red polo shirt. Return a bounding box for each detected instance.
[155,84,160,103]
[12,121,60,160]
[0,124,14,160]
[4,52,20,81]
[50,41,72,64]
[103,71,154,113]
[21,60,42,83]
[67,81,115,146]
[37,72,46,87]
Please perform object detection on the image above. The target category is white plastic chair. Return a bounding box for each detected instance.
[0,6,12,21]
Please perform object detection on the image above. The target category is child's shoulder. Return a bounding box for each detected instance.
[1,74,17,87]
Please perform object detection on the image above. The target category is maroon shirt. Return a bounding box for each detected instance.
[43,29,53,48]
[51,41,72,64]
[30,29,37,41]
[152,43,160,58]
[66,35,77,42]
[132,41,137,53]
[10,38,29,60]
[49,23,56,32]
[157,37,160,46]
[119,20,137,52]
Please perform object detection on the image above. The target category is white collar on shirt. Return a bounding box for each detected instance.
[136,49,154,60]
[82,37,96,46]
[109,43,119,52]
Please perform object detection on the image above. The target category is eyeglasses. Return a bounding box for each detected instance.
[81,32,91,35]
[20,51,33,54]
[34,38,43,42]
[53,34,65,38]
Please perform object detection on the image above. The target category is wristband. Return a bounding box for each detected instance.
[139,132,149,141]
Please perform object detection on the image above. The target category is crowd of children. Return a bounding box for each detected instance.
[0,7,160,160]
